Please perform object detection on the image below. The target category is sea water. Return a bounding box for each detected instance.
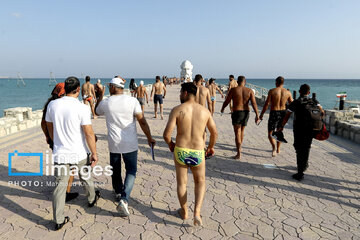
[0,78,359,117]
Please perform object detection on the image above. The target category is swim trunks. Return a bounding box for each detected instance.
[154,94,163,104]
[268,110,286,132]
[137,97,145,106]
[83,95,93,102]
[174,146,204,167]
[231,110,250,126]
[211,96,216,102]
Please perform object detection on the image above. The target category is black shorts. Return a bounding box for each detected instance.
[268,110,286,132]
[154,94,163,104]
[231,110,250,126]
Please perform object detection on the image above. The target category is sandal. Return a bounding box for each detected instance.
[55,216,70,231]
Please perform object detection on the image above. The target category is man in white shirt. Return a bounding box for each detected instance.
[46,76,100,230]
[95,76,156,217]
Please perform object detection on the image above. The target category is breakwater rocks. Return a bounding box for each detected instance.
[0,107,43,137]
[324,110,360,144]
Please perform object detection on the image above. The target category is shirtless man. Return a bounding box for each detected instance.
[207,78,224,115]
[81,76,97,118]
[194,74,211,113]
[135,80,149,115]
[226,75,238,113]
[259,76,293,157]
[150,76,167,119]
[94,79,105,101]
[163,82,217,226]
[221,76,260,159]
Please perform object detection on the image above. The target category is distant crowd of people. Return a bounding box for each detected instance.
[41,74,324,230]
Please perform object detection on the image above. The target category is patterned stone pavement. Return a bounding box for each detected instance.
[0,84,359,239]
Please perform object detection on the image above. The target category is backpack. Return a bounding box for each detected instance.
[300,98,323,131]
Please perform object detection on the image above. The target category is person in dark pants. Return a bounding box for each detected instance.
[278,84,324,181]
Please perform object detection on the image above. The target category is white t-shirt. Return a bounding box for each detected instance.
[96,94,142,153]
[45,96,91,164]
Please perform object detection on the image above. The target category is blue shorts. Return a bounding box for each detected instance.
[154,94,163,104]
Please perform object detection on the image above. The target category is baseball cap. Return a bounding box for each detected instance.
[140,80,144,85]
[52,82,65,97]
[109,77,125,88]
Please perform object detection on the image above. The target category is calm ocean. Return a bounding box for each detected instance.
[0,78,359,117]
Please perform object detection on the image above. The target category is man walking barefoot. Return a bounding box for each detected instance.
[207,78,224,115]
[221,76,259,159]
[135,80,149,115]
[163,83,217,226]
[150,76,167,119]
[259,76,293,157]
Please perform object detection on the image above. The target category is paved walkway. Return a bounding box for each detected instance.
[0,84,359,239]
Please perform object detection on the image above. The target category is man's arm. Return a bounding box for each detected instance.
[260,92,271,120]
[46,122,54,141]
[82,125,98,167]
[206,115,218,157]
[216,86,224,98]
[250,91,260,123]
[94,95,104,115]
[221,89,233,112]
[136,113,156,146]
[163,84,167,98]
[81,84,85,98]
[150,85,154,100]
[163,109,177,152]
[145,90,149,103]
[206,90,212,112]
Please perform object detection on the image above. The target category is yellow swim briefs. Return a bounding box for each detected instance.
[174,146,204,167]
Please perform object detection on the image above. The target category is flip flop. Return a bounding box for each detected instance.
[55,216,70,231]
[256,120,262,126]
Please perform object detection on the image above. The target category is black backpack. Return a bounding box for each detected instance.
[300,98,323,131]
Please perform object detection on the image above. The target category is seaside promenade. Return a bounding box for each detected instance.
[0,84,359,239]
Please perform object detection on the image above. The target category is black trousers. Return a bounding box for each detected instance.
[293,130,313,174]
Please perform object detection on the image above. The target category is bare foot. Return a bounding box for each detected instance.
[233,154,241,160]
[194,216,203,226]
[153,116,157,119]
[178,208,188,220]
[161,115,164,120]
[272,150,276,157]
[276,149,281,154]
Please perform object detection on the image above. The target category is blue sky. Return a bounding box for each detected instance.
[0,0,359,78]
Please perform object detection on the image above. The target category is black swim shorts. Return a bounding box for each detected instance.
[154,94,163,104]
[231,110,250,126]
[268,110,286,132]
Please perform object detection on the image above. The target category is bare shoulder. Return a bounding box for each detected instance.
[195,103,211,115]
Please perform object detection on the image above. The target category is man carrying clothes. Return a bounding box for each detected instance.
[259,76,293,157]
[163,83,217,226]
[226,75,238,113]
[278,84,324,181]
[134,80,149,115]
[46,77,100,230]
[150,76,167,119]
[221,76,260,159]
[95,77,156,217]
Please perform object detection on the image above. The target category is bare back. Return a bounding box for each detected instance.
[173,103,211,150]
[208,84,217,97]
[82,82,95,98]
[229,80,238,90]
[136,86,147,98]
[268,87,292,111]
[230,86,254,111]
[154,82,165,95]
[195,86,211,107]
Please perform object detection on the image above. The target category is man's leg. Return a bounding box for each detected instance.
[276,141,281,154]
[160,104,164,120]
[154,103,158,118]
[110,153,122,197]
[229,101,233,113]
[190,161,206,226]
[121,150,138,202]
[76,159,96,204]
[89,99,97,118]
[141,105,145,115]
[174,159,189,220]
[53,164,70,224]
[268,130,277,157]
[233,125,242,159]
